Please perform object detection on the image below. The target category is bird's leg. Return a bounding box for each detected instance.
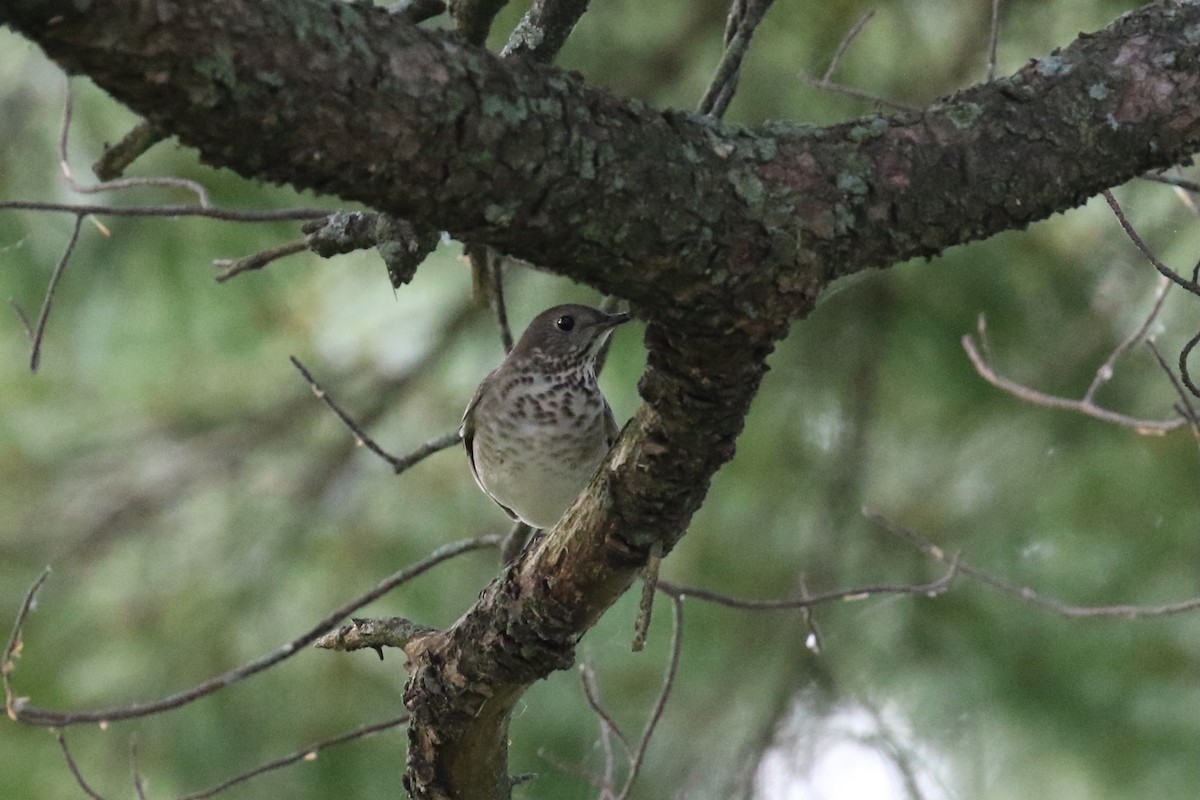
[500,522,536,563]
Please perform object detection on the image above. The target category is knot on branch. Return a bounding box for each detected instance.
[313,616,438,661]
[486,584,581,678]
[443,557,586,686]
[302,211,439,287]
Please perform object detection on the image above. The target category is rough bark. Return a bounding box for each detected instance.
[3,0,1199,797]
[4,1,1199,332]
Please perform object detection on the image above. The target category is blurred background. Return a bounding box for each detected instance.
[2,0,1199,798]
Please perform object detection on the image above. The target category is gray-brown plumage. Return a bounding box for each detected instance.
[461,304,630,529]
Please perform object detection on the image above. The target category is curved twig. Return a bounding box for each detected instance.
[58,81,211,207]
[289,355,462,473]
[7,536,499,728]
[56,732,107,800]
[615,594,684,800]
[1180,328,1200,400]
[870,511,1200,619]
[3,567,51,721]
[178,714,409,800]
[698,0,777,118]
[962,316,1185,435]
[213,239,309,282]
[28,213,83,372]
[0,200,330,222]
[657,559,959,610]
[1103,190,1200,296]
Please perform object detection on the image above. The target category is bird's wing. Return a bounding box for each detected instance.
[460,374,519,522]
[603,398,621,447]
[459,380,482,467]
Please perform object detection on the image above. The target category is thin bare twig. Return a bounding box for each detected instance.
[1146,340,1200,431]
[213,239,309,282]
[1180,329,1200,399]
[8,536,499,728]
[490,251,514,353]
[1139,172,1200,194]
[801,10,915,112]
[29,213,84,372]
[796,574,823,654]
[60,165,212,205]
[129,739,147,800]
[580,663,631,752]
[0,200,331,223]
[986,0,1001,82]
[1146,339,1200,465]
[580,663,630,799]
[178,714,410,800]
[399,430,468,475]
[798,75,921,113]
[58,82,211,207]
[3,567,50,721]
[464,245,513,350]
[823,9,876,82]
[9,298,34,340]
[1170,181,1200,230]
[616,594,684,800]
[657,559,959,610]
[969,181,1200,418]
[869,512,1200,619]
[289,356,462,473]
[1104,189,1200,398]
[57,732,107,800]
[534,746,607,791]
[1103,190,1200,296]
[597,721,616,799]
[962,314,1186,434]
[1083,275,1172,403]
[698,0,778,118]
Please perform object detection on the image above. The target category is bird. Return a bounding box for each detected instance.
[461,304,630,529]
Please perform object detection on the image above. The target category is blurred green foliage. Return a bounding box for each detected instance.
[3,1,1199,798]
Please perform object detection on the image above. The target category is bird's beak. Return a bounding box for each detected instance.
[592,311,633,355]
[604,311,632,329]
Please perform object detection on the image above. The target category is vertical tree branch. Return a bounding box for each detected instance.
[502,0,591,62]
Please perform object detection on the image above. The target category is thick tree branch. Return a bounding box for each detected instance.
[3,1,1199,331]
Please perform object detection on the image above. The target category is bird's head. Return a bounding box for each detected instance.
[512,304,631,367]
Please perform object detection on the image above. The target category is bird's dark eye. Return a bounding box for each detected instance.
[555,315,575,332]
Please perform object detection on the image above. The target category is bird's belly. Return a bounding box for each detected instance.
[474,422,610,529]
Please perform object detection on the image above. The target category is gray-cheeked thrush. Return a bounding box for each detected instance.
[461,304,630,529]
